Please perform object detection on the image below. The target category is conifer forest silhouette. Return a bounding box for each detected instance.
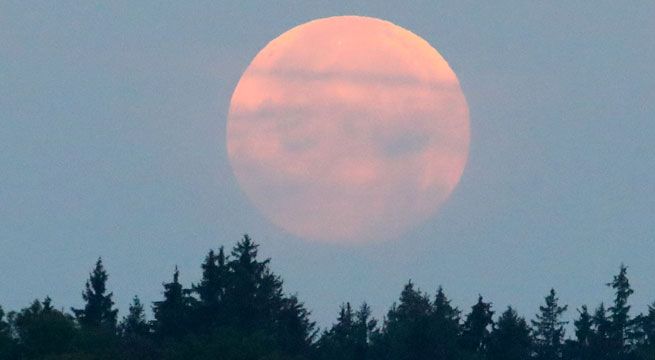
[1,235,654,359]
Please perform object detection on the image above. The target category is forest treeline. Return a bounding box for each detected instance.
[1,235,654,360]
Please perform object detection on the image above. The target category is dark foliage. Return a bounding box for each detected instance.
[119,296,150,338]
[9,298,76,359]
[71,258,119,331]
[532,289,567,360]
[606,264,636,359]
[0,306,16,359]
[315,302,376,360]
[152,267,195,339]
[566,305,593,360]
[487,306,532,360]
[460,295,494,357]
[1,237,654,359]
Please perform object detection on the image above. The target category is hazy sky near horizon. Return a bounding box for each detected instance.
[1,1,654,328]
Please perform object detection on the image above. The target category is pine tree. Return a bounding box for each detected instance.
[152,267,193,339]
[119,296,149,337]
[461,295,494,356]
[71,258,118,331]
[488,306,532,360]
[606,264,635,358]
[532,289,568,360]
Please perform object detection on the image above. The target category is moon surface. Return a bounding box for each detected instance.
[227,16,470,244]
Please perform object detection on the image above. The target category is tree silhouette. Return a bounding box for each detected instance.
[275,294,316,356]
[606,264,635,358]
[591,303,612,360]
[316,303,357,360]
[568,305,593,360]
[225,235,278,330]
[0,305,16,358]
[192,247,229,332]
[636,303,655,359]
[375,281,434,360]
[461,295,494,357]
[488,306,532,360]
[0,307,9,338]
[119,296,156,360]
[71,258,118,331]
[152,267,193,339]
[0,235,654,360]
[10,298,76,359]
[430,286,462,360]
[643,303,655,345]
[354,303,377,360]
[119,295,149,337]
[532,289,568,360]
[317,302,377,360]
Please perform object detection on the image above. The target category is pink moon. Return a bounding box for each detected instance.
[226,16,470,244]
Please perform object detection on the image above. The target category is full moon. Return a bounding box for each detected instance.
[227,16,469,244]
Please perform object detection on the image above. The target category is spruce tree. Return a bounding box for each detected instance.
[192,247,229,331]
[354,303,377,360]
[274,294,315,356]
[317,303,357,360]
[318,302,377,360]
[71,258,118,330]
[461,295,494,356]
[152,267,193,339]
[637,303,655,357]
[430,287,462,360]
[377,281,433,360]
[488,306,532,360]
[590,303,612,360]
[337,302,356,350]
[571,305,594,360]
[606,264,635,358]
[119,296,149,337]
[225,235,283,331]
[532,289,568,360]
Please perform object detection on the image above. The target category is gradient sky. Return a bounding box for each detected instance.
[1,2,654,329]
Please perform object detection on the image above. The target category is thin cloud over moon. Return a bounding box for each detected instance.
[227,16,470,244]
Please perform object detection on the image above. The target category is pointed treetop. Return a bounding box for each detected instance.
[71,257,118,329]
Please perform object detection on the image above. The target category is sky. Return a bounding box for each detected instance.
[1,1,654,329]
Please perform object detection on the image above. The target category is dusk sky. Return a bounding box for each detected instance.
[1,1,654,328]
